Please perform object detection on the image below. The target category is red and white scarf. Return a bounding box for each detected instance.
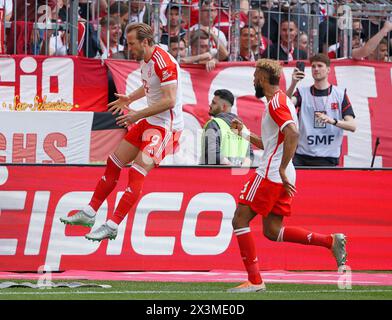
[281,44,294,61]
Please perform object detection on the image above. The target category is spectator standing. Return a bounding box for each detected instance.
[129,0,151,24]
[161,3,187,46]
[0,0,12,20]
[361,15,391,41]
[366,38,390,62]
[318,15,337,55]
[182,0,248,37]
[190,0,228,61]
[186,29,219,71]
[352,19,364,38]
[297,31,309,57]
[238,25,257,61]
[351,31,363,50]
[352,21,392,61]
[7,0,57,54]
[168,36,187,61]
[98,15,124,59]
[262,17,307,61]
[253,0,280,46]
[110,1,130,47]
[213,0,248,40]
[249,8,271,57]
[286,54,356,167]
[0,0,12,54]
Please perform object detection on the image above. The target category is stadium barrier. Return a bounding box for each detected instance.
[0,164,391,272]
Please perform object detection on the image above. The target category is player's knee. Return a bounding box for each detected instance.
[128,165,146,193]
[232,215,240,229]
[263,226,279,241]
[231,210,245,230]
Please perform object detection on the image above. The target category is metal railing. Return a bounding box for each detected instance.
[1,1,392,62]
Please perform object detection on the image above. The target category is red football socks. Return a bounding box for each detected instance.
[110,164,146,225]
[234,228,263,285]
[89,155,122,212]
[280,227,333,249]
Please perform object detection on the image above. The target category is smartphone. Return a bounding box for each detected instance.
[296,61,305,72]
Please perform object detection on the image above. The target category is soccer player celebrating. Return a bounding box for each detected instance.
[60,23,183,241]
[228,59,346,293]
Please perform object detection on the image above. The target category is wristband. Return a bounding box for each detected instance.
[241,128,250,140]
[333,118,338,126]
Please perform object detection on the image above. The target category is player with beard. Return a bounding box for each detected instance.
[60,23,183,241]
[227,59,347,293]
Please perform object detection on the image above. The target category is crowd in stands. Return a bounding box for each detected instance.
[1,0,392,64]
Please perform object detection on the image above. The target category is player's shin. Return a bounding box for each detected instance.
[89,155,123,212]
[278,226,333,248]
[109,164,146,225]
[234,227,263,285]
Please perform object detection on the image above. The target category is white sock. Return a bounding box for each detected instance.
[106,219,118,230]
[83,205,96,218]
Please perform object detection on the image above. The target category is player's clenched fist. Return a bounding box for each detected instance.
[231,118,244,136]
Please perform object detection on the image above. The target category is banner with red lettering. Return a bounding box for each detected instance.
[0,165,391,272]
[0,55,108,112]
[0,111,94,164]
[106,59,392,168]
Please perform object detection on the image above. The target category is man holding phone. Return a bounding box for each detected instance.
[286,54,356,166]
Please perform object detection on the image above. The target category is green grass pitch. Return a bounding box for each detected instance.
[1,280,392,300]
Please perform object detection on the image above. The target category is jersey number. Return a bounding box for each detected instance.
[241,181,250,194]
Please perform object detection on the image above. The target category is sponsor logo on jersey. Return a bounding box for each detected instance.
[331,102,339,110]
[162,70,173,81]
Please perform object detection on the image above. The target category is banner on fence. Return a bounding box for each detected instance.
[0,111,93,164]
[106,59,392,168]
[1,56,392,167]
[0,55,108,112]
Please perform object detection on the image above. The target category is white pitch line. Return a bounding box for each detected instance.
[210,278,379,284]
[1,289,392,295]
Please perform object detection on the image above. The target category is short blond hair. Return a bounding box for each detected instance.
[255,59,282,85]
[126,22,155,46]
